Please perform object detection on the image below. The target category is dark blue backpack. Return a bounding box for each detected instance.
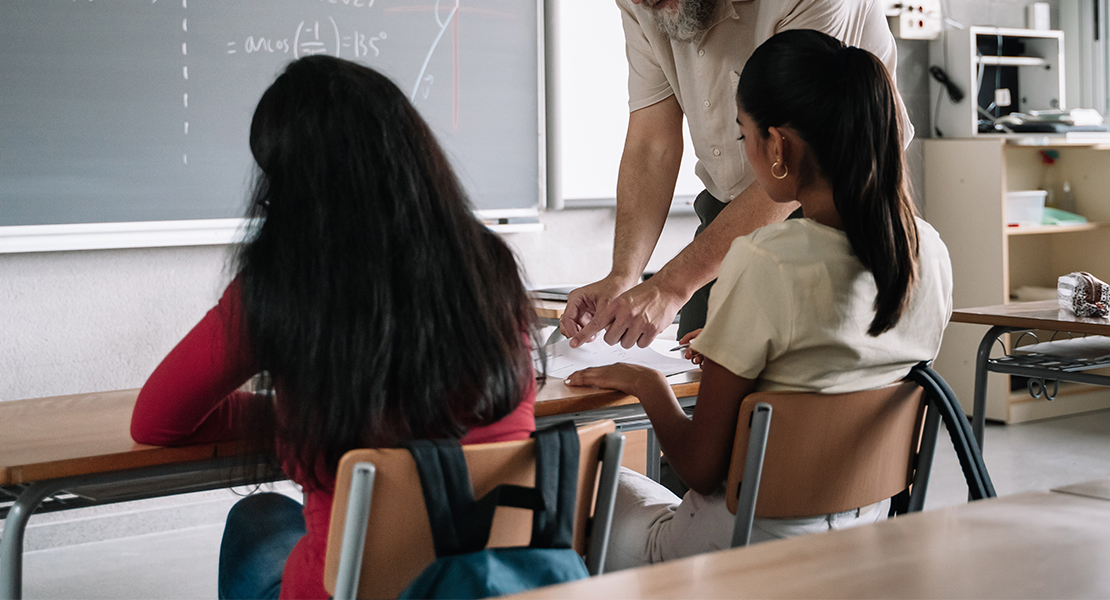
[398,422,590,599]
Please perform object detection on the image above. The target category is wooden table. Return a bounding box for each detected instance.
[510,486,1110,599]
[0,368,699,599]
[0,389,246,486]
[0,389,273,600]
[951,300,1110,447]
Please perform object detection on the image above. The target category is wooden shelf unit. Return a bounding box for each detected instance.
[925,136,1110,423]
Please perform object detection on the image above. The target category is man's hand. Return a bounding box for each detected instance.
[559,275,636,343]
[566,277,686,349]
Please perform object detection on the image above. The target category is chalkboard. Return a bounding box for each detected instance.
[0,0,542,229]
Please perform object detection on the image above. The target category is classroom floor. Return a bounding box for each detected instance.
[19,409,1110,599]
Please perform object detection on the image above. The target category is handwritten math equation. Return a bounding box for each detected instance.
[226,18,387,60]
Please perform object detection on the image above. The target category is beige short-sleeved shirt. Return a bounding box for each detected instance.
[619,0,912,202]
[689,218,952,394]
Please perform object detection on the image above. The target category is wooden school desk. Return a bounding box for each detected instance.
[0,389,279,600]
[510,481,1110,599]
[0,374,700,599]
[952,300,1110,447]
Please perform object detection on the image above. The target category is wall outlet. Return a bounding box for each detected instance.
[886,0,942,40]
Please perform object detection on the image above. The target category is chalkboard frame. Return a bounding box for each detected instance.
[0,0,547,254]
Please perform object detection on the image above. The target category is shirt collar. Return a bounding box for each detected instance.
[706,0,746,34]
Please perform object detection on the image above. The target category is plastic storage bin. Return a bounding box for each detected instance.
[1006,190,1047,226]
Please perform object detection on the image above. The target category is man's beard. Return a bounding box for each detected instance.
[647,0,717,43]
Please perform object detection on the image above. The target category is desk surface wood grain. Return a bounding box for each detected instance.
[510,489,1110,599]
[952,300,1110,335]
[0,389,236,486]
[2,369,700,484]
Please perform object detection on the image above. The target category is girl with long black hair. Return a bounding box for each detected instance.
[131,55,539,599]
[567,29,953,570]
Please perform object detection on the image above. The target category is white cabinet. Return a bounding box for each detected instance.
[926,136,1110,422]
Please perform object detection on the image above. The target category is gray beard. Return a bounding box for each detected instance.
[652,0,717,43]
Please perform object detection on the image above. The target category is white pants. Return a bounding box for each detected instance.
[605,468,889,572]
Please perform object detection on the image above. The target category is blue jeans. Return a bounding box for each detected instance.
[218,492,306,600]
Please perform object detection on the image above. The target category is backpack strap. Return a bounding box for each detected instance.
[404,439,500,556]
[529,422,579,549]
[403,422,580,558]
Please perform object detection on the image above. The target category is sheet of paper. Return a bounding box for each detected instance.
[535,337,697,380]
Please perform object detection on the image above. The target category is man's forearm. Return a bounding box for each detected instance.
[611,153,680,283]
[609,97,685,285]
[649,182,798,301]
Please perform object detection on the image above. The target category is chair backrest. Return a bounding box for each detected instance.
[725,382,926,519]
[323,419,620,599]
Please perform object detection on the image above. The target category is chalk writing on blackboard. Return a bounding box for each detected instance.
[225,21,388,60]
[411,0,457,101]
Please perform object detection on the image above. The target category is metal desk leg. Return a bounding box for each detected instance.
[1,457,267,600]
[972,326,1015,451]
[1,480,69,600]
[645,429,661,482]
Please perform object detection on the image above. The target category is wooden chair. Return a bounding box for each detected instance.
[727,363,995,547]
[322,420,625,599]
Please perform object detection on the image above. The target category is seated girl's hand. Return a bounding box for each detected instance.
[678,328,705,365]
[564,363,667,398]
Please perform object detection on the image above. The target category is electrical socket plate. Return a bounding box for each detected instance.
[884,0,942,40]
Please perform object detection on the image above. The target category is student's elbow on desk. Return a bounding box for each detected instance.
[130,414,211,447]
[130,420,178,446]
[129,388,193,446]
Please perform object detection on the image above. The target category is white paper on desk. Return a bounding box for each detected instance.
[535,338,697,380]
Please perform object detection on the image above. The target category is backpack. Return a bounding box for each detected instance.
[398,422,590,599]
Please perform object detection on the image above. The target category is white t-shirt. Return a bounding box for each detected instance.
[690,217,953,393]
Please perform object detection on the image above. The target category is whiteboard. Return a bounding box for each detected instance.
[552,0,702,207]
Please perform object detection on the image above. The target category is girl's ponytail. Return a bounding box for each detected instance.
[737,30,919,336]
[827,46,919,335]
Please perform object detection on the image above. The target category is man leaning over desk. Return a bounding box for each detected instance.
[560,0,913,348]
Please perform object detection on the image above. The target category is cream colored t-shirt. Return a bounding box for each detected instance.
[619,0,912,202]
[690,218,952,393]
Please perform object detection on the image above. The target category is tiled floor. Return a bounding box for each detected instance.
[19,409,1110,599]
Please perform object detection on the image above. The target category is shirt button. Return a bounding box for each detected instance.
[703,99,711,107]
[698,49,705,57]
[713,148,722,156]
[728,194,736,200]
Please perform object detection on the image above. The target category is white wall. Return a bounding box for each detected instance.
[1,245,231,400]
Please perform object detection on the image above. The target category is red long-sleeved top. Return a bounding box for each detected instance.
[131,280,536,599]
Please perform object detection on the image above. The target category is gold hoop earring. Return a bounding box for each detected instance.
[771,160,788,180]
